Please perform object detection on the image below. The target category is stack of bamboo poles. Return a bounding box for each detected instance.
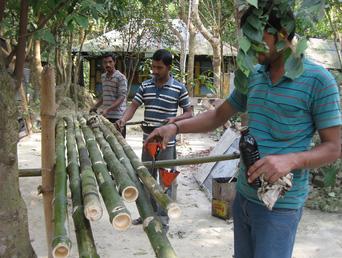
[51,114,179,258]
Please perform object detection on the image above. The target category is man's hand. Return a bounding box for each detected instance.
[100,108,108,116]
[144,123,178,150]
[247,153,298,184]
[115,119,126,130]
[90,107,98,114]
[166,117,177,124]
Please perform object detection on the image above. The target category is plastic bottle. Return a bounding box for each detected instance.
[239,127,261,187]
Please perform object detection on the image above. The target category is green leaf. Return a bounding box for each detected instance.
[267,27,277,35]
[323,166,338,187]
[33,29,56,44]
[295,37,308,57]
[239,36,251,54]
[275,40,286,52]
[284,54,304,80]
[234,69,249,94]
[247,0,258,8]
[74,15,89,28]
[251,42,269,53]
[242,22,264,43]
[237,50,254,77]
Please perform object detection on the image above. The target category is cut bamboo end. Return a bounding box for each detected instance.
[167,202,181,219]
[122,186,139,202]
[52,243,70,258]
[112,213,132,231]
[84,204,103,221]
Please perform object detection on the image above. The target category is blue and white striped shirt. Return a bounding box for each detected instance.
[133,76,191,147]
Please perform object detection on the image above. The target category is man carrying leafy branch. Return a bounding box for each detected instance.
[144,2,341,258]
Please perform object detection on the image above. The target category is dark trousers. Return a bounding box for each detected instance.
[107,118,126,138]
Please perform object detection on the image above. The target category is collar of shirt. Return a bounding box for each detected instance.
[104,70,117,79]
[256,64,293,86]
[152,75,174,87]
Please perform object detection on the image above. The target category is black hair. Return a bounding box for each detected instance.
[102,53,117,62]
[240,6,296,41]
[152,49,173,66]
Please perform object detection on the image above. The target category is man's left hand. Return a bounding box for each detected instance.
[247,153,297,184]
[166,117,177,124]
[100,108,108,116]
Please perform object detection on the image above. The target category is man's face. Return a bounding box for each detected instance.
[257,31,280,65]
[152,60,170,81]
[103,56,115,73]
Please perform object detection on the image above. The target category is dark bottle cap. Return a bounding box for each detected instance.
[240,126,250,135]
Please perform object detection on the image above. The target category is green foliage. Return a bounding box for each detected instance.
[234,0,326,94]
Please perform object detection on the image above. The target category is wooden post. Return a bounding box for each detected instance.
[40,66,56,258]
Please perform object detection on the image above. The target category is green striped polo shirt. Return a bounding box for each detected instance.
[228,59,342,209]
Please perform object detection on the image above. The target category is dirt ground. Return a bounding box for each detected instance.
[18,109,342,258]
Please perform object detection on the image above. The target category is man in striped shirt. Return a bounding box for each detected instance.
[117,49,193,230]
[144,8,341,258]
[91,54,128,137]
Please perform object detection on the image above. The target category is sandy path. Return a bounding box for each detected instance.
[18,131,342,258]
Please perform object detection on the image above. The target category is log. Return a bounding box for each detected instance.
[74,119,103,221]
[90,124,138,202]
[100,116,181,219]
[52,119,72,258]
[79,116,131,231]
[64,116,99,258]
[41,66,56,256]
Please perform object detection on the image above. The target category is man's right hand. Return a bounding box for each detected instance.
[90,107,97,114]
[115,119,126,131]
[144,123,178,150]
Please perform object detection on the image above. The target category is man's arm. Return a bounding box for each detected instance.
[167,106,193,123]
[145,100,238,149]
[91,97,103,112]
[116,100,140,127]
[101,96,125,116]
[248,125,341,184]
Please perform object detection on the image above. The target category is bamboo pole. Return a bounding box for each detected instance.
[94,117,179,258]
[143,153,240,168]
[90,124,138,202]
[40,66,56,257]
[52,119,72,258]
[100,116,181,219]
[74,119,103,221]
[18,153,240,177]
[79,116,131,231]
[64,116,100,258]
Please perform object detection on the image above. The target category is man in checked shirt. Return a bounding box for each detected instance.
[91,53,128,137]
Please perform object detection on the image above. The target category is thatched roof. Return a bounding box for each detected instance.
[79,19,237,57]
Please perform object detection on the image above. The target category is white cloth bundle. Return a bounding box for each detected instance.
[257,173,293,210]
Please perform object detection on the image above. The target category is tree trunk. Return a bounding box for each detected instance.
[30,39,43,101]
[187,26,196,96]
[0,0,6,24]
[15,0,32,134]
[212,42,222,97]
[0,60,36,258]
[191,0,222,96]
